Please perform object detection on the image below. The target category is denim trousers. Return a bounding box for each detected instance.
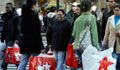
[53,51,66,70]
[18,53,39,70]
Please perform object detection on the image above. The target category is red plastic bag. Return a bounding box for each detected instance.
[5,47,21,64]
[66,44,82,68]
[29,54,56,70]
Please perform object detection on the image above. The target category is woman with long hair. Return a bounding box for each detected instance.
[72,1,100,70]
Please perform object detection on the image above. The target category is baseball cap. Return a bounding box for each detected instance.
[72,2,79,7]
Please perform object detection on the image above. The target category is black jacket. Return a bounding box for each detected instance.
[20,10,44,54]
[102,8,114,40]
[1,8,21,45]
[48,19,72,51]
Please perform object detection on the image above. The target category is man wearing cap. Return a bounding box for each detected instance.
[66,2,80,30]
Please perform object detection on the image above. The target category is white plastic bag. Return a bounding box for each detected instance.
[82,45,116,70]
[0,42,6,59]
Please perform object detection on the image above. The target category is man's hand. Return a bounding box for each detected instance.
[102,45,106,49]
[15,40,19,44]
[49,45,51,49]
[41,49,45,53]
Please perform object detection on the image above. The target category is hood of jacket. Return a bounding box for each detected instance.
[47,12,56,18]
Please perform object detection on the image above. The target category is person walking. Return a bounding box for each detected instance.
[102,0,117,40]
[45,6,57,53]
[102,3,120,66]
[18,0,44,70]
[0,3,21,70]
[47,9,72,70]
[66,2,80,31]
[72,1,100,70]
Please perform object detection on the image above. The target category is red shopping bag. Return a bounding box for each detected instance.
[5,47,21,64]
[29,54,56,70]
[66,44,82,68]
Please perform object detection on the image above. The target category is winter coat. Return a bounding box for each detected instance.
[102,8,114,40]
[20,10,44,54]
[66,10,77,31]
[48,19,72,51]
[66,10,75,24]
[103,15,120,54]
[72,12,100,51]
[1,8,21,46]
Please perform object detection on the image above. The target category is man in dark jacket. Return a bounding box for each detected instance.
[66,2,80,30]
[1,3,21,70]
[45,6,57,52]
[102,0,117,40]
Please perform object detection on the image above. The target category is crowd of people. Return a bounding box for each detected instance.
[0,0,120,70]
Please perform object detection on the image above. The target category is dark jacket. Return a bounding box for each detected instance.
[66,10,78,30]
[48,19,72,51]
[1,8,21,46]
[102,8,114,40]
[66,10,75,24]
[46,12,56,45]
[20,10,44,54]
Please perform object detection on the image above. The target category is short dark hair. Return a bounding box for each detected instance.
[114,4,120,9]
[26,0,36,9]
[81,1,91,12]
[6,3,13,8]
[58,9,65,15]
[107,0,117,2]
[50,6,57,12]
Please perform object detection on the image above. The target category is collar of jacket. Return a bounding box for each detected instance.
[4,8,18,18]
[57,18,66,23]
[115,16,120,19]
[81,12,91,15]
[109,15,120,28]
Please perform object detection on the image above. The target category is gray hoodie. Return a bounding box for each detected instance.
[47,12,56,18]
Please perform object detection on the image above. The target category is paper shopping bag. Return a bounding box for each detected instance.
[5,47,21,64]
[29,54,56,70]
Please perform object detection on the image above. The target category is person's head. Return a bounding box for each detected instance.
[6,3,13,13]
[72,2,79,13]
[81,1,91,12]
[57,9,65,21]
[50,6,57,13]
[108,0,116,9]
[74,5,81,16]
[26,0,37,11]
[114,4,120,16]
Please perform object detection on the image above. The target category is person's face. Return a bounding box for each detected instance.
[32,4,37,12]
[74,6,81,16]
[72,6,78,13]
[6,4,12,13]
[114,7,120,16]
[57,11,65,21]
[108,0,116,8]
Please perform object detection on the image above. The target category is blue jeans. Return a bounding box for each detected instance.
[18,53,39,70]
[112,53,117,59]
[53,51,66,70]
